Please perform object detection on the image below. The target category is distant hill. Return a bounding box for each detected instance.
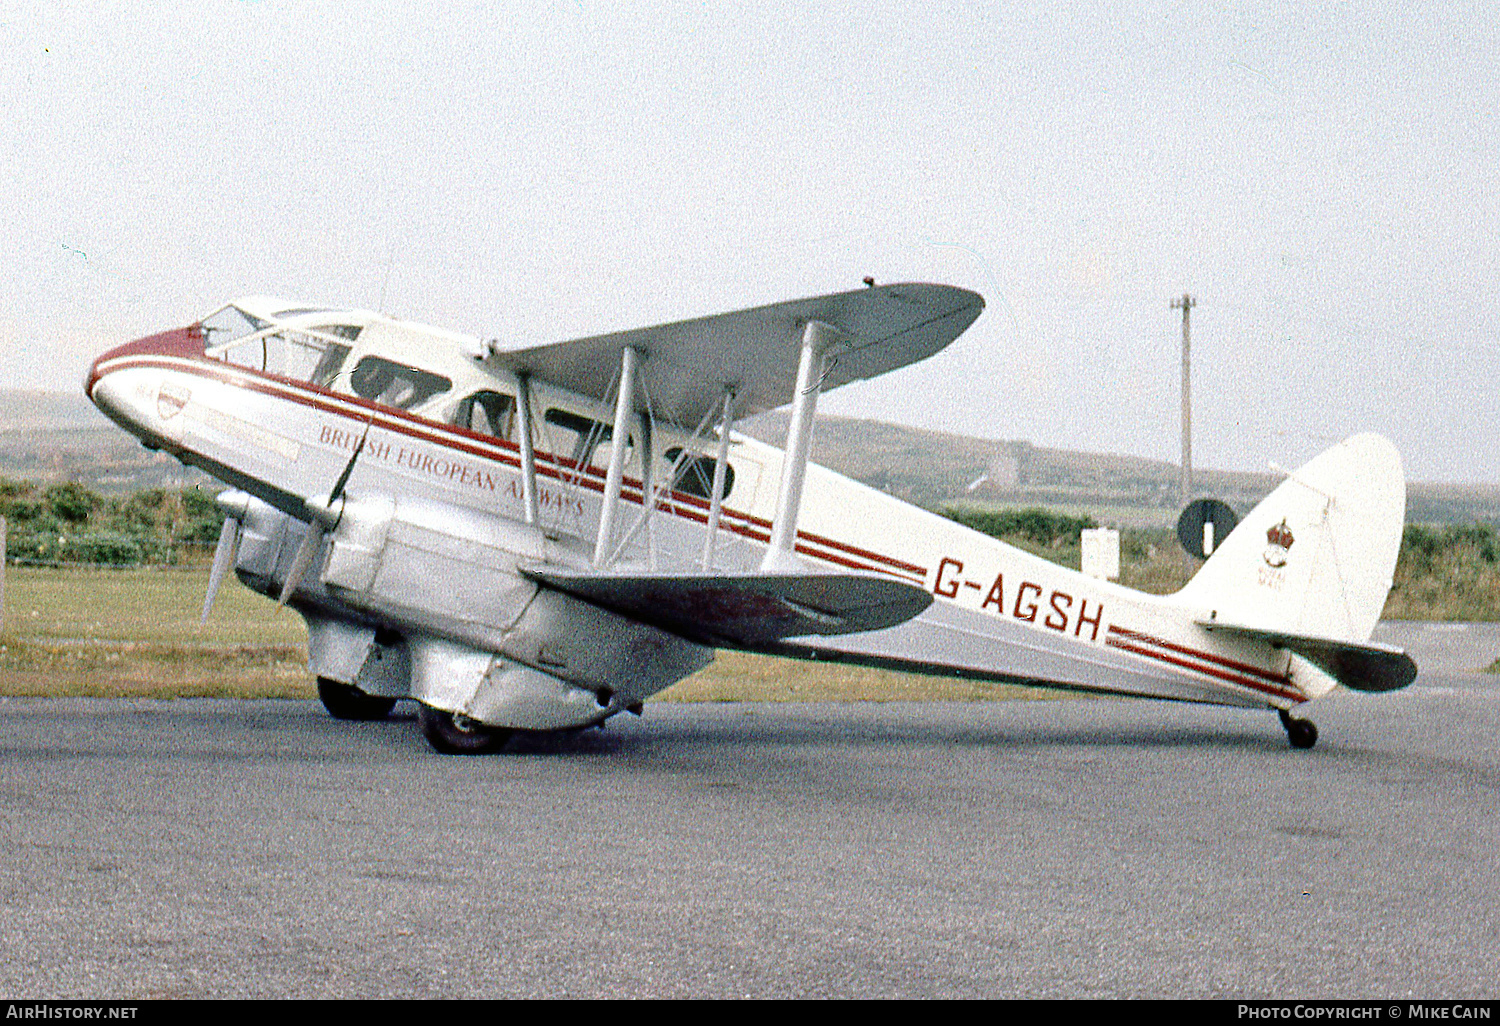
[0,390,205,492]
[742,411,1500,527]
[4,389,1496,523]
[1,389,108,430]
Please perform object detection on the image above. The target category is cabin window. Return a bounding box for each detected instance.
[664,447,735,500]
[348,356,451,410]
[311,324,363,342]
[209,324,352,386]
[303,342,351,387]
[543,408,626,471]
[199,305,267,348]
[453,390,516,440]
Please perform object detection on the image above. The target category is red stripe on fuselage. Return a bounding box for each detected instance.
[1104,624,1304,702]
[91,351,928,584]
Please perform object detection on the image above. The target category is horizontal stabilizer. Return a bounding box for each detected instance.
[1198,619,1417,693]
[524,568,933,648]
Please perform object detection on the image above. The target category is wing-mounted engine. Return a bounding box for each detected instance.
[220,490,712,731]
[316,493,555,645]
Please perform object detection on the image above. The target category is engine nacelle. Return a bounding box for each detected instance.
[319,493,548,644]
[231,492,712,730]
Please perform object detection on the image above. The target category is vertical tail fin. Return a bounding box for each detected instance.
[1175,433,1405,645]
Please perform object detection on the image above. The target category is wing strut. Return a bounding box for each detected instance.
[701,386,737,571]
[594,345,641,567]
[516,373,539,525]
[639,412,656,566]
[603,401,720,568]
[761,320,844,571]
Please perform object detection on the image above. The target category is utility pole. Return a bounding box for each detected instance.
[1171,293,1196,506]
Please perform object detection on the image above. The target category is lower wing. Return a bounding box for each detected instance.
[523,568,932,648]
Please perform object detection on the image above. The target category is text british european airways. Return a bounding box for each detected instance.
[318,424,585,515]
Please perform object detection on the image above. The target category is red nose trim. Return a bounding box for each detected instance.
[86,325,205,394]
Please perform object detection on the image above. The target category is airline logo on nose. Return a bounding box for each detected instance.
[158,382,191,420]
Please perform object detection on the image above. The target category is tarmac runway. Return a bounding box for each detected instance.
[0,672,1497,999]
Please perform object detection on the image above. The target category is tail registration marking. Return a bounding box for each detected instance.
[933,557,1105,642]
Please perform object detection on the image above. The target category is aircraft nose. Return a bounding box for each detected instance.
[85,325,205,398]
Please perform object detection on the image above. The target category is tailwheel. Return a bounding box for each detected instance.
[1278,708,1318,750]
[418,704,511,755]
[317,677,397,721]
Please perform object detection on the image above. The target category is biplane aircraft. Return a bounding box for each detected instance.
[85,282,1415,753]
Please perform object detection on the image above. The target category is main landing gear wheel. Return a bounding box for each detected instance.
[1278,709,1318,750]
[418,704,511,755]
[317,677,397,721]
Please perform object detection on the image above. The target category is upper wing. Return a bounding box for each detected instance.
[1197,619,1418,693]
[486,283,984,427]
[523,567,933,648]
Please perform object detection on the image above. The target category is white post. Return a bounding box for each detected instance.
[515,374,539,526]
[761,321,837,570]
[595,346,640,567]
[701,388,736,571]
[1081,527,1120,581]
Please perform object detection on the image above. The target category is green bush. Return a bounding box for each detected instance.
[64,533,144,566]
[1443,523,1499,564]
[178,487,225,544]
[180,487,219,520]
[44,482,99,525]
[942,506,1098,547]
[0,497,44,523]
[5,532,59,563]
[1399,523,1500,575]
[108,498,157,535]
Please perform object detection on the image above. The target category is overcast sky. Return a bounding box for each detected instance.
[3,1,1497,483]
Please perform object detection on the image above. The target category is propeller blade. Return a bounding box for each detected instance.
[277,425,369,609]
[330,430,367,503]
[200,516,242,624]
[277,524,322,608]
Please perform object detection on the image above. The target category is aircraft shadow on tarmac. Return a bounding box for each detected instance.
[8,695,1464,771]
[348,699,1300,758]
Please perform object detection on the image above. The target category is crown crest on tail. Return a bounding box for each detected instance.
[1263,518,1294,568]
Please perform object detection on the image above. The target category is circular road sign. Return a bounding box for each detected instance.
[1177,498,1239,560]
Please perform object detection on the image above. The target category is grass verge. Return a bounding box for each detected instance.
[0,566,1062,702]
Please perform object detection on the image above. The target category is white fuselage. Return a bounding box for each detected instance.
[88,302,1321,721]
